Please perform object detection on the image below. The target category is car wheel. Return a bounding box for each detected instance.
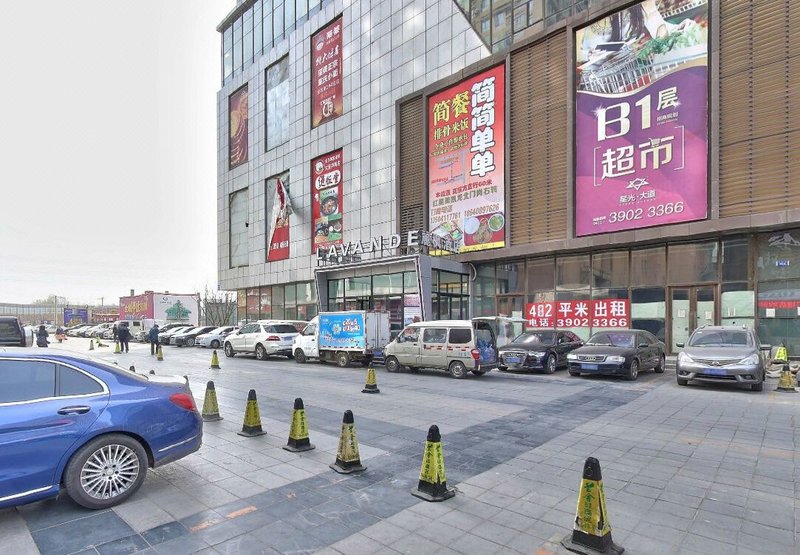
[210,340,220,349]
[677,377,688,386]
[256,344,268,361]
[569,369,581,376]
[64,434,147,510]
[545,354,557,374]
[294,349,306,364]
[224,342,235,357]
[654,354,666,373]
[336,351,350,367]
[498,365,508,372]
[385,356,401,373]
[187,337,195,347]
[449,361,468,379]
[626,359,639,381]
[751,376,764,392]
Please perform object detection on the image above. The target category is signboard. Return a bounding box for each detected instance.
[311,149,344,253]
[119,294,152,320]
[229,84,249,169]
[318,313,365,350]
[526,300,630,328]
[575,0,708,236]
[317,229,459,264]
[153,294,198,325]
[311,17,343,128]
[428,64,506,253]
[63,308,88,326]
[267,172,291,262]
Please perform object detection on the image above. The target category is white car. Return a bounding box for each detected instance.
[196,326,237,349]
[224,321,301,360]
[67,324,92,337]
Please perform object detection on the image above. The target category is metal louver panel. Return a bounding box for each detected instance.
[398,96,425,236]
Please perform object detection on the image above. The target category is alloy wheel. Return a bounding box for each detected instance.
[80,444,140,500]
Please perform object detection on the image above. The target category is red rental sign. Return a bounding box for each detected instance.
[311,17,343,128]
[526,299,629,328]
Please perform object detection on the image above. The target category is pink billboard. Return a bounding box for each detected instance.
[574,0,709,236]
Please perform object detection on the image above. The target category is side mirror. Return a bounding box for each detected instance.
[676,342,685,348]
[760,344,772,351]
[637,343,648,349]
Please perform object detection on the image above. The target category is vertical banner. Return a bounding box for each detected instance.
[267,171,291,262]
[575,0,709,236]
[428,64,506,253]
[311,16,343,128]
[229,84,249,169]
[311,149,344,253]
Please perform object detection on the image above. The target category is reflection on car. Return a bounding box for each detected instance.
[567,329,665,381]
[498,330,582,374]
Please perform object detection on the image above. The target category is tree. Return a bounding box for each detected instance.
[200,286,237,326]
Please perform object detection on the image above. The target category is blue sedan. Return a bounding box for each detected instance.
[0,350,202,509]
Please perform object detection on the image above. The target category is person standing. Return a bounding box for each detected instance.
[118,323,131,353]
[36,325,49,347]
[148,324,160,355]
[112,324,119,342]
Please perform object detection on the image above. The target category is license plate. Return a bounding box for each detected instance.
[283,336,294,341]
[703,368,727,376]
[582,363,598,370]
[505,356,521,364]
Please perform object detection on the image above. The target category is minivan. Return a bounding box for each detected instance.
[383,319,497,378]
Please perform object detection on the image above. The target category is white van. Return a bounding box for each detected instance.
[383,319,498,378]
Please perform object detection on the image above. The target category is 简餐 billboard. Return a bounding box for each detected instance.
[311,149,344,253]
[575,0,708,236]
[428,64,506,253]
[311,17,343,128]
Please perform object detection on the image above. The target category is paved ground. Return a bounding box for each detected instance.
[2,338,799,555]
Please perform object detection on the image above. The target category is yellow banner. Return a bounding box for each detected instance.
[575,479,610,536]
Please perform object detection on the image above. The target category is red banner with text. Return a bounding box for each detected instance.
[311,17,343,128]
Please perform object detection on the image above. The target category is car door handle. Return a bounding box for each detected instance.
[57,406,90,415]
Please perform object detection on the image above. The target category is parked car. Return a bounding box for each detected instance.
[0,350,202,510]
[172,326,217,347]
[81,324,108,338]
[676,325,770,391]
[196,326,237,349]
[224,321,301,360]
[498,330,583,373]
[0,316,33,347]
[158,326,194,346]
[567,329,665,380]
[383,319,498,378]
[66,324,92,337]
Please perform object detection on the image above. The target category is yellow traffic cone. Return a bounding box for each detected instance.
[362,367,380,394]
[774,343,788,363]
[89,339,94,351]
[330,410,366,474]
[411,425,454,502]
[202,381,223,421]
[777,363,796,392]
[156,345,163,361]
[238,389,267,437]
[284,398,314,452]
[114,341,121,354]
[561,457,624,555]
[210,350,221,370]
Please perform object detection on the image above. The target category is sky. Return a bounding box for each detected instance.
[0,0,235,305]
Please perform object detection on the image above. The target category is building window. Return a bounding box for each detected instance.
[263,0,273,50]
[223,27,233,81]
[631,247,666,286]
[229,189,249,268]
[233,17,242,74]
[668,242,719,284]
[243,7,253,65]
[254,1,263,58]
[266,56,290,150]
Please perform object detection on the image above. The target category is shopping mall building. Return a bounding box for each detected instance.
[216,0,800,354]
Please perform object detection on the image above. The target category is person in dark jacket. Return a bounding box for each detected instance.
[112,324,118,341]
[148,324,160,355]
[118,323,131,353]
[36,325,49,347]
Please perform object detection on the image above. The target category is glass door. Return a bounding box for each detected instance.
[670,286,716,353]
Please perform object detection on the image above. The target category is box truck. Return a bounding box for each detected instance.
[292,310,390,367]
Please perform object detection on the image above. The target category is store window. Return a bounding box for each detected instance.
[556,254,591,292]
[246,288,260,321]
[266,56,290,150]
[668,242,719,284]
[722,238,750,282]
[631,247,665,286]
[237,290,246,324]
[229,188,249,268]
[272,285,285,319]
[259,287,272,320]
[630,287,666,342]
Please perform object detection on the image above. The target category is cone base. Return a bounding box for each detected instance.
[411,486,455,502]
[237,428,267,437]
[330,462,366,474]
[202,415,223,422]
[211,365,221,369]
[283,442,315,452]
[361,387,380,393]
[776,387,797,392]
[561,533,624,555]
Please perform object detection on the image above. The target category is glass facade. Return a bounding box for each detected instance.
[229,188,249,268]
[237,281,318,324]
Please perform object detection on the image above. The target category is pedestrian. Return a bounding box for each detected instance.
[148,323,160,355]
[36,324,49,347]
[112,324,119,341]
[118,323,131,353]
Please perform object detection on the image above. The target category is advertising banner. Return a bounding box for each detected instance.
[575,0,708,236]
[153,294,198,325]
[63,308,88,326]
[318,313,366,350]
[229,84,249,169]
[428,64,506,253]
[267,172,291,262]
[311,17,343,128]
[119,294,153,320]
[311,149,344,253]
[526,300,630,328]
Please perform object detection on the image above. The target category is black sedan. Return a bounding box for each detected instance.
[567,329,665,381]
[498,330,583,373]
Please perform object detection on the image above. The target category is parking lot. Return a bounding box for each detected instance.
[3,337,799,555]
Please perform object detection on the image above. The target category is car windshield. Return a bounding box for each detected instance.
[688,330,751,347]
[269,324,298,334]
[182,327,201,334]
[514,331,555,345]
[209,327,229,334]
[586,332,635,348]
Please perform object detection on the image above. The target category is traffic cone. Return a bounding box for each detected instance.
[114,341,121,354]
[411,425,454,502]
[202,381,223,421]
[210,350,221,370]
[777,363,796,392]
[284,398,314,452]
[774,343,788,363]
[237,389,267,437]
[129,365,136,373]
[156,345,163,361]
[89,339,94,351]
[149,369,155,375]
[561,457,624,555]
[330,410,366,474]
[361,367,380,394]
